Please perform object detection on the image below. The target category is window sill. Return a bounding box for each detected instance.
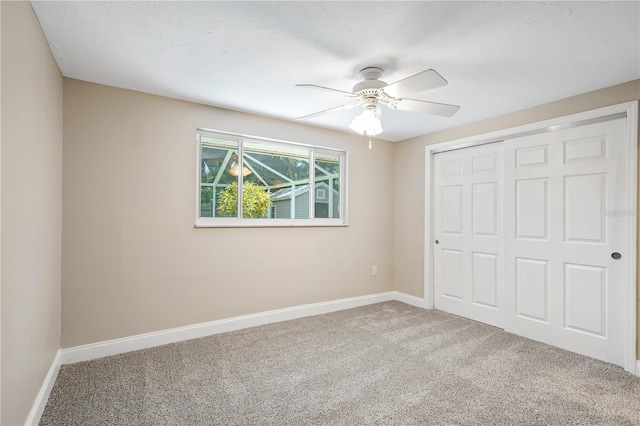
[194,218,348,228]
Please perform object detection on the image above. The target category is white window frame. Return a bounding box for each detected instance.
[196,129,348,228]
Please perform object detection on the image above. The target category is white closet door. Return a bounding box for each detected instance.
[433,143,504,327]
[504,118,628,366]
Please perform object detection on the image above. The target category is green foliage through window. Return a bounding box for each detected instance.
[217,182,271,218]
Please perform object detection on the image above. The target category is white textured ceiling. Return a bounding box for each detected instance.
[32,1,640,142]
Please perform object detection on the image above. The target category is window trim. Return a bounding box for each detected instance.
[196,129,348,228]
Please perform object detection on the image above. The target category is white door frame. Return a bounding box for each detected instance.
[424,101,638,373]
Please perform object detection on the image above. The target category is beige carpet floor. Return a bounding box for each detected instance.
[40,301,640,425]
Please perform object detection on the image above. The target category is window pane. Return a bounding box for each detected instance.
[243,140,310,219]
[314,152,341,218]
[200,136,238,218]
[200,186,214,217]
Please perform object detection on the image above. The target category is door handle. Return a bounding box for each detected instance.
[611,252,622,260]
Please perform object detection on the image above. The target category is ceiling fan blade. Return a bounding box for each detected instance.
[395,98,460,117]
[295,84,353,96]
[296,102,362,120]
[384,69,448,98]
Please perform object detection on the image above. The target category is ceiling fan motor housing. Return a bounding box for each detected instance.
[353,67,389,109]
[353,67,387,95]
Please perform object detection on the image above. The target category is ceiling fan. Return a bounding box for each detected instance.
[295,67,460,139]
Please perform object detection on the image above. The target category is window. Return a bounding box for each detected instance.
[197,130,347,227]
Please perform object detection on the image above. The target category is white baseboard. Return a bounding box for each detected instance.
[62,291,412,364]
[25,349,61,426]
[393,291,425,308]
[636,360,640,377]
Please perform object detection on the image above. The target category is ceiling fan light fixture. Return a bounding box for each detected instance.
[349,106,383,136]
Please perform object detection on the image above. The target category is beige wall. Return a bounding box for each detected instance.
[62,79,395,348]
[1,2,63,425]
[393,79,640,356]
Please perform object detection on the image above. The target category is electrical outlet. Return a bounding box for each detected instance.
[372,265,378,276]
